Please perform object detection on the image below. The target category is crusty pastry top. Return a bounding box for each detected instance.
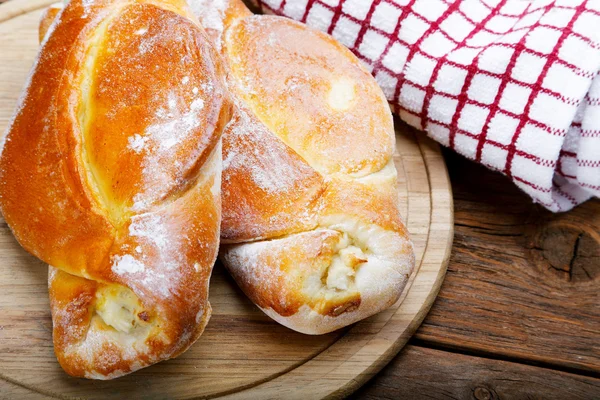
[218,14,398,243]
[226,16,395,177]
[193,0,415,334]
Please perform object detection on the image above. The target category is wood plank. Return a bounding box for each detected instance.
[0,378,49,400]
[354,345,600,400]
[415,150,600,373]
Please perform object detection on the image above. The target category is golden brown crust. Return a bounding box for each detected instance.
[320,174,408,234]
[2,0,231,379]
[83,4,223,218]
[221,103,325,242]
[190,0,415,334]
[222,229,362,317]
[224,15,394,177]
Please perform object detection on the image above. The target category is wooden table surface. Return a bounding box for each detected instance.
[353,150,600,399]
[0,0,598,398]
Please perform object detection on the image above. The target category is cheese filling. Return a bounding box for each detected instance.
[95,285,149,333]
[325,234,367,291]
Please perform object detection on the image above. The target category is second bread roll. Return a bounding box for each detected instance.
[192,0,415,334]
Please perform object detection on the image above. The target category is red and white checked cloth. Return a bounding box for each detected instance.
[251,0,600,212]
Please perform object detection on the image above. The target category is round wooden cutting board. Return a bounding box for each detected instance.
[0,1,453,398]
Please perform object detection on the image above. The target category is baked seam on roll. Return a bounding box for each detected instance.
[2,0,232,379]
[192,0,416,334]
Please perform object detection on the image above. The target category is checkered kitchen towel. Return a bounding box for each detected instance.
[251,0,600,212]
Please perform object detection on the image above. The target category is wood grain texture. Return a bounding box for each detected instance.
[415,150,600,374]
[353,346,600,400]
[0,1,453,398]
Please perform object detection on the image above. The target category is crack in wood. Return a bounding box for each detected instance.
[529,225,599,283]
[568,233,583,282]
[410,339,600,379]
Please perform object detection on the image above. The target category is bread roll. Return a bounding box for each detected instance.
[192,0,415,334]
[4,0,232,379]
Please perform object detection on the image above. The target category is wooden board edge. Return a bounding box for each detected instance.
[0,0,54,23]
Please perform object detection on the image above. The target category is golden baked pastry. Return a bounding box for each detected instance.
[192,0,416,334]
[6,0,232,379]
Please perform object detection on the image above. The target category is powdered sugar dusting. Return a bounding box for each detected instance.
[189,0,229,51]
[112,254,145,275]
[129,213,172,264]
[224,105,304,194]
[81,0,95,18]
[64,313,152,378]
[142,271,170,298]
[127,134,148,153]
[126,212,182,298]
[130,91,207,211]
[220,101,325,240]
[224,239,286,295]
